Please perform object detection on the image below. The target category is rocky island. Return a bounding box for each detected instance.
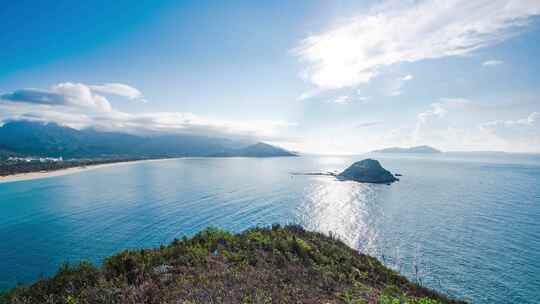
[338,159,398,184]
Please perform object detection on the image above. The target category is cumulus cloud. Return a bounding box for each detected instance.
[0,82,294,141]
[89,83,144,100]
[1,83,112,112]
[409,98,540,152]
[480,112,539,145]
[88,111,295,140]
[482,59,504,66]
[295,0,540,89]
[413,98,471,144]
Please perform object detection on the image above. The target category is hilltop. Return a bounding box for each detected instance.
[372,146,442,154]
[1,225,464,304]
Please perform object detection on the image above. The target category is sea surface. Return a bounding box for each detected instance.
[1,153,539,303]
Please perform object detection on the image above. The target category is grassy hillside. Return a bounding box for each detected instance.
[1,225,464,304]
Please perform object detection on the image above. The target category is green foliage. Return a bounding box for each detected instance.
[379,285,443,304]
[0,225,463,304]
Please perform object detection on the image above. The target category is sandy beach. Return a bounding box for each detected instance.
[0,158,179,184]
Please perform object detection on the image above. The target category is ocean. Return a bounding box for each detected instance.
[0,154,539,303]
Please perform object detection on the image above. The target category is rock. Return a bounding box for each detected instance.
[338,159,398,184]
[153,264,173,275]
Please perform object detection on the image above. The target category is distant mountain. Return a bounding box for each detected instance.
[372,145,442,154]
[0,121,296,159]
[211,142,297,157]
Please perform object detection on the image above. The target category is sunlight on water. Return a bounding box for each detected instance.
[298,176,381,254]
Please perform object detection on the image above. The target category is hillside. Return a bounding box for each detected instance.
[373,146,442,154]
[1,225,464,304]
[0,121,295,158]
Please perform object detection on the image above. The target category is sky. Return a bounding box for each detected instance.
[0,0,539,154]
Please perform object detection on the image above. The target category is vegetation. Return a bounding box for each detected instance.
[0,158,149,177]
[0,225,465,304]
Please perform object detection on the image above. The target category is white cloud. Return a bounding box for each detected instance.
[402,74,414,81]
[1,83,147,115]
[332,95,350,104]
[54,83,113,112]
[482,59,504,66]
[271,98,539,154]
[387,74,414,96]
[356,121,382,128]
[354,90,373,103]
[413,98,473,145]
[89,83,144,101]
[295,0,540,89]
[358,96,372,104]
[481,112,540,130]
[410,98,540,152]
[0,82,295,141]
[413,103,450,143]
[480,112,539,146]
[1,82,112,112]
[297,88,324,101]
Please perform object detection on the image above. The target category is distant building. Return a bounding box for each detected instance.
[8,156,63,163]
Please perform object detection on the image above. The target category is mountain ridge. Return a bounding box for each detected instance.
[0,121,296,159]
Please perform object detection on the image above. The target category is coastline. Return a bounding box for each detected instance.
[0,158,179,184]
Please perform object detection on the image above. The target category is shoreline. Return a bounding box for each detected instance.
[0,158,180,184]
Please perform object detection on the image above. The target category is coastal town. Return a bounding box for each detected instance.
[5,156,64,163]
[0,156,144,177]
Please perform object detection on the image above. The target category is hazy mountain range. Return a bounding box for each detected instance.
[0,121,296,159]
[372,145,442,154]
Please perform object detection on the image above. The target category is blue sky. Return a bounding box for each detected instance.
[1,0,539,153]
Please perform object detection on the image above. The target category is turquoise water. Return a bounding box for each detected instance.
[0,154,539,303]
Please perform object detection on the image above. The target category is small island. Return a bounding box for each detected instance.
[0,225,464,304]
[291,159,399,184]
[372,145,442,154]
[338,159,398,184]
